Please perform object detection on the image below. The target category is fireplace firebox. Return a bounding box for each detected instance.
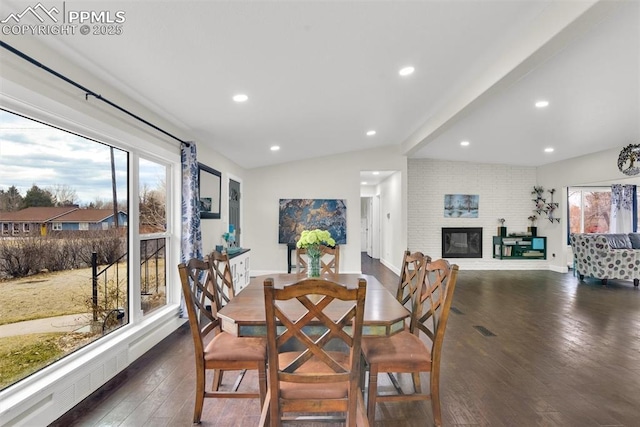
[442,227,482,258]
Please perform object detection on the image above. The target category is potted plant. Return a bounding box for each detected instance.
[497,218,507,237]
[528,215,538,236]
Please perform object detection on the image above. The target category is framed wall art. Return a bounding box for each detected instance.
[278,199,347,244]
[444,194,479,218]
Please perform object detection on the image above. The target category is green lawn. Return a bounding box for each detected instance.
[0,333,65,390]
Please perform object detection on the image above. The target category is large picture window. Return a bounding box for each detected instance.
[568,186,639,238]
[0,109,135,390]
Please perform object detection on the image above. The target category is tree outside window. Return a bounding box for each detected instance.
[568,188,611,234]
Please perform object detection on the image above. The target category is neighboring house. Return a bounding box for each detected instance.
[54,209,128,232]
[0,207,127,236]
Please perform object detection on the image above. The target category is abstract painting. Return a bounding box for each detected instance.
[279,199,347,244]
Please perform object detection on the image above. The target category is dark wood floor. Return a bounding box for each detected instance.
[52,255,640,426]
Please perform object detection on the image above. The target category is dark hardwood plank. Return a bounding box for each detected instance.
[52,254,640,426]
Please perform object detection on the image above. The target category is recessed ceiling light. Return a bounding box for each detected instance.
[233,94,248,102]
[460,141,470,146]
[270,145,280,151]
[372,171,380,175]
[544,147,554,153]
[366,130,376,136]
[398,66,415,76]
[361,181,367,185]
[535,100,549,108]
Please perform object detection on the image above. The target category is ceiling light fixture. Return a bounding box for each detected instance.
[398,66,415,76]
[270,145,280,151]
[233,94,248,102]
[460,141,470,146]
[535,100,549,108]
[361,181,367,185]
[544,147,554,153]
[366,130,376,136]
[372,171,380,175]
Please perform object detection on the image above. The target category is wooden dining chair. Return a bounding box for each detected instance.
[259,277,368,427]
[296,245,340,274]
[375,250,430,395]
[361,259,459,426]
[395,250,430,308]
[178,259,267,424]
[209,250,235,309]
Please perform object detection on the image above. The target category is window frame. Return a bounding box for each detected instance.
[138,155,171,316]
[567,185,638,242]
[0,105,181,402]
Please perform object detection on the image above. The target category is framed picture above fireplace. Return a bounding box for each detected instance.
[442,227,483,258]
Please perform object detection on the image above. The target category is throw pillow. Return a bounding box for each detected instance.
[629,233,640,249]
[605,234,632,249]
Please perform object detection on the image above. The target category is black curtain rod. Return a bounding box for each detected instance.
[0,41,189,146]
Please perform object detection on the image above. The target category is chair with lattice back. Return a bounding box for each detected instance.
[296,245,340,275]
[362,258,459,426]
[259,276,368,426]
[209,250,235,309]
[395,250,430,308]
[178,258,267,424]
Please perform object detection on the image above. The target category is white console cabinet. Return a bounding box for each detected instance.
[228,249,250,293]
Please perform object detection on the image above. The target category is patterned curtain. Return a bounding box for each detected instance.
[610,184,636,233]
[180,142,203,316]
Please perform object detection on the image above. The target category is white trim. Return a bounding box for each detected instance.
[0,76,184,426]
[0,306,185,427]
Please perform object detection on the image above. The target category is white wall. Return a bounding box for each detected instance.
[378,172,404,272]
[536,146,640,271]
[196,145,246,254]
[408,158,547,270]
[244,146,407,275]
[407,148,638,272]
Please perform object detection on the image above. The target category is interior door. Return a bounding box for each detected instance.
[229,179,241,246]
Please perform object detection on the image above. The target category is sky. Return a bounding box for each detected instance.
[0,109,164,206]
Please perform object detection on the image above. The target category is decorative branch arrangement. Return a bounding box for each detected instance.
[531,186,560,223]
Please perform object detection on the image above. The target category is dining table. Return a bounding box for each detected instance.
[218,273,409,337]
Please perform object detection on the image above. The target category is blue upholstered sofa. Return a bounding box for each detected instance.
[570,233,640,287]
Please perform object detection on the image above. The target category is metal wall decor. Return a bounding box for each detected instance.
[531,186,560,223]
[617,144,640,176]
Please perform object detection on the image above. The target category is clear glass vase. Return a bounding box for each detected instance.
[307,246,321,278]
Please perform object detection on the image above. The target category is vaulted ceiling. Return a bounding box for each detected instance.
[3,0,639,170]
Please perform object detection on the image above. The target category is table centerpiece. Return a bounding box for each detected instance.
[296,229,336,277]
